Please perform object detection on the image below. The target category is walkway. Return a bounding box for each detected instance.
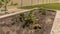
[50,10,60,34]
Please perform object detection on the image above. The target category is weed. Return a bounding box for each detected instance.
[22,10,34,28]
[39,8,46,15]
[1,0,10,12]
[31,24,41,29]
[19,13,25,22]
[20,10,41,29]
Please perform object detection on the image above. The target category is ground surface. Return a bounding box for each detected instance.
[0,9,56,34]
[50,10,60,34]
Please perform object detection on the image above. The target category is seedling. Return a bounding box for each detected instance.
[1,0,10,12]
[20,9,42,29]
[39,8,46,15]
[19,13,25,22]
[22,9,38,28]
[31,24,41,29]
[22,10,34,28]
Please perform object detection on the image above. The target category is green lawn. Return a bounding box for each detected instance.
[21,3,60,10]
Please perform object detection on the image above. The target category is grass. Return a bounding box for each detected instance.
[21,3,60,10]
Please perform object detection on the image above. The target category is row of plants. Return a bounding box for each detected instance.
[19,9,41,29]
[0,8,46,28]
[19,8,46,29]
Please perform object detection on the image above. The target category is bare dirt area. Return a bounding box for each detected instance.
[0,9,56,34]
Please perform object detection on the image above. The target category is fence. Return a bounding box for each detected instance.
[15,0,59,7]
[0,0,59,11]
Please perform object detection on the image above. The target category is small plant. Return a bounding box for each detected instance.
[22,10,35,28]
[39,8,46,15]
[25,9,37,25]
[1,0,10,12]
[32,24,41,29]
[28,10,34,22]
[19,13,25,22]
[23,9,38,28]
[20,9,41,29]
[0,0,18,12]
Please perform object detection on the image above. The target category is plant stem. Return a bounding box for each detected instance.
[5,3,7,12]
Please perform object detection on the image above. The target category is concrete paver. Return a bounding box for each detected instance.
[50,11,60,34]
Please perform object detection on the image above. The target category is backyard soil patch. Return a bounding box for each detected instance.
[0,9,56,34]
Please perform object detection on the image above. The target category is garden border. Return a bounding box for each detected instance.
[0,8,38,19]
[0,8,58,19]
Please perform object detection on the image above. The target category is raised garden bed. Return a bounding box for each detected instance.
[0,8,56,34]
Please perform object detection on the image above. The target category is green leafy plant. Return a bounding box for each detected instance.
[39,8,46,15]
[28,9,36,21]
[26,9,37,24]
[22,10,36,28]
[31,24,41,29]
[19,13,25,22]
[1,0,10,12]
[20,9,41,29]
[23,9,38,28]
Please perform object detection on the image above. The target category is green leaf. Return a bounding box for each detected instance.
[32,24,41,28]
[40,8,46,15]
[1,0,10,3]
[19,13,25,22]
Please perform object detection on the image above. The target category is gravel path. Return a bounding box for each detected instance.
[50,10,60,34]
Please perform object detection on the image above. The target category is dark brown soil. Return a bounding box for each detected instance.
[0,9,56,34]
